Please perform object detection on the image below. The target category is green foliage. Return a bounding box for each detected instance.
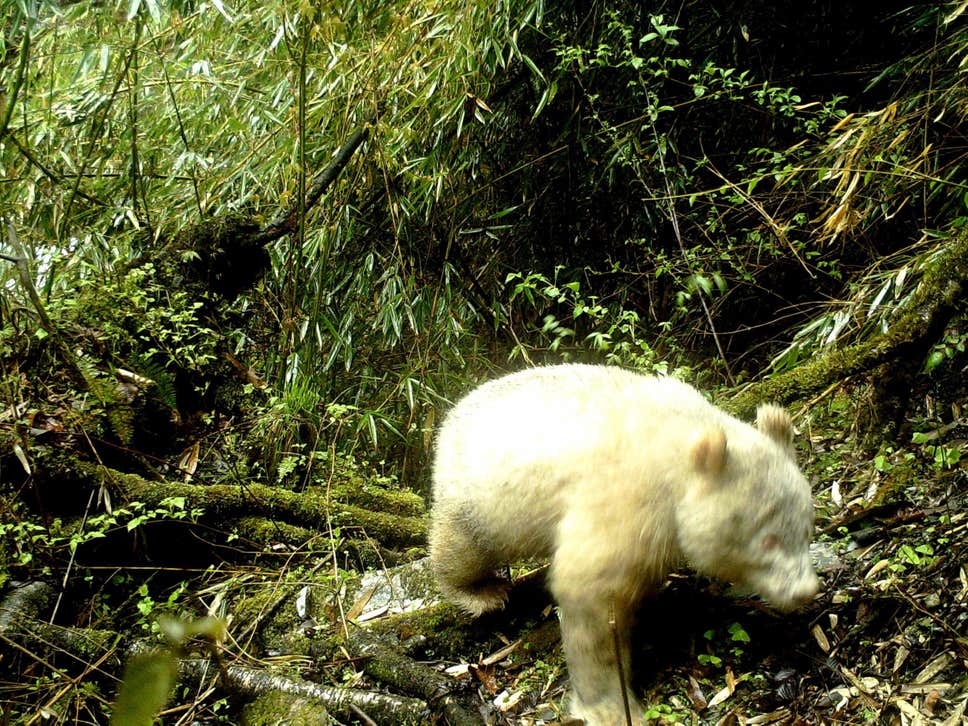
[895,543,935,569]
[0,518,51,570]
[643,701,680,723]
[0,495,200,585]
[505,267,690,374]
[727,622,751,645]
[540,8,849,333]
[872,447,915,474]
[4,0,963,468]
[923,330,966,374]
[1,0,548,465]
[111,651,179,726]
[111,615,227,726]
[911,431,962,470]
[768,242,951,374]
[67,263,218,378]
[699,622,751,668]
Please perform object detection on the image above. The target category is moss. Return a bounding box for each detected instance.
[333,505,428,547]
[869,455,921,506]
[232,571,319,657]
[163,213,267,299]
[312,482,425,518]
[241,691,335,725]
[67,463,428,549]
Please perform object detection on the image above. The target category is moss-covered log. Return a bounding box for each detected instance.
[47,461,427,549]
[177,658,429,724]
[1,583,119,673]
[348,628,485,726]
[726,230,968,418]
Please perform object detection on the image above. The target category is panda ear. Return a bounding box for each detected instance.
[756,404,794,450]
[691,428,727,477]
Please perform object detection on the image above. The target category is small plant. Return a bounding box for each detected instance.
[872,446,917,474]
[924,330,966,373]
[727,622,751,657]
[911,431,961,470]
[698,629,723,668]
[505,267,687,374]
[698,622,751,668]
[895,543,936,569]
[643,701,686,723]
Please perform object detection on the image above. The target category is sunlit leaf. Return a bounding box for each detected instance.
[110,652,178,726]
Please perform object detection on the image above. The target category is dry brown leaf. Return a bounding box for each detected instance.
[494,689,524,712]
[894,698,921,724]
[686,674,708,710]
[915,653,952,683]
[922,689,942,715]
[356,605,389,622]
[894,644,911,673]
[345,585,377,621]
[745,710,790,724]
[444,663,472,679]
[178,441,200,481]
[900,683,950,695]
[812,623,831,653]
[865,559,892,578]
[941,696,967,726]
[707,684,733,709]
[470,663,500,695]
[829,113,856,133]
[12,441,30,475]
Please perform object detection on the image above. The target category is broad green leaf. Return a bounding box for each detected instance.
[110,652,178,726]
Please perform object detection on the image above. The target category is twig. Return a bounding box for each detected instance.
[707,162,811,275]
[349,704,379,726]
[609,603,633,726]
[50,487,96,625]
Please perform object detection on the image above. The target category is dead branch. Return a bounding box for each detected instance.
[253,127,369,246]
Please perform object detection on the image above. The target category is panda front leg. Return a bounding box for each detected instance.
[551,527,645,725]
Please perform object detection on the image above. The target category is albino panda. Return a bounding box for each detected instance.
[429,364,819,726]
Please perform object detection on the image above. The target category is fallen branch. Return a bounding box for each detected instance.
[727,230,968,417]
[0,581,54,632]
[253,127,369,246]
[349,628,485,726]
[1,587,119,680]
[49,462,427,549]
[177,658,430,724]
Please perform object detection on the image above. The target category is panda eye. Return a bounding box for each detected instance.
[762,534,781,551]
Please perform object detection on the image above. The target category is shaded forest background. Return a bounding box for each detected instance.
[0,0,965,723]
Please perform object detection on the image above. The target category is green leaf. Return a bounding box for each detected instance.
[728,622,750,643]
[897,544,920,565]
[110,652,178,726]
[923,350,945,373]
[125,0,142,21]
